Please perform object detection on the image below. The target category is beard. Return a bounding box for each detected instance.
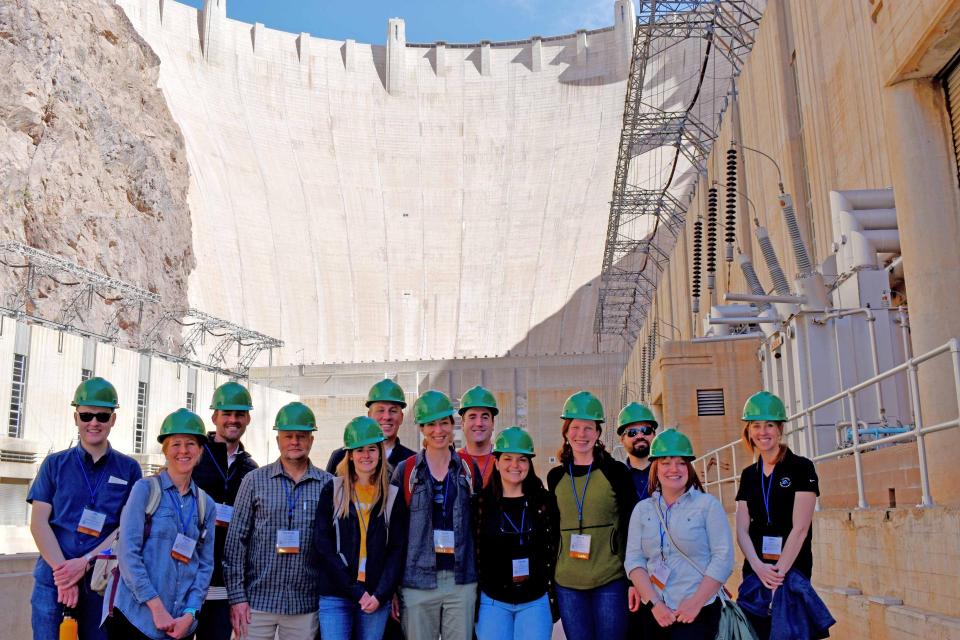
[629,440,650,458]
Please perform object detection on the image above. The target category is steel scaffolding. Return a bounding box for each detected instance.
[0,241,282,376]
[595,1,763,345]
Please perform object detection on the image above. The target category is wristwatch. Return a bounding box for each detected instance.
[643,597,661,610]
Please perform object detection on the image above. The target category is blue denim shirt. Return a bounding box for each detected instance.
[26,445,142,564]
[624,489,733,609]
[114,472,216,640]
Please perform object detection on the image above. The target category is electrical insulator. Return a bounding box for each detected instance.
[725,148,737,262]
[755,225,792,295]
[692,217,703,313]
[707,187,718,291]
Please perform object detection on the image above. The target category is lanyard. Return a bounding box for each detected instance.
[354,489,373,536]
[165,489,197,535]
[204,444,237,491]
[501,501,527,545]
[657,495,674,560]
[282,478,305,526]
[476,453,492,481]
[569,463,592,532]
[74,446,108,506]
[758,460,775,526]
[435,473,455,522]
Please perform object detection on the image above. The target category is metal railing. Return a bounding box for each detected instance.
[695,338,960,509]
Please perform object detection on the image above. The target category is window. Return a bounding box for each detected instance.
[8,355,27,438]
[186,391,196,412]
[81,368,93,382]
[696,389,725,416]
[939,50,960,183]
[134,381,149,454]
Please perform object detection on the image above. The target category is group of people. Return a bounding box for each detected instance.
[29,375,831,640]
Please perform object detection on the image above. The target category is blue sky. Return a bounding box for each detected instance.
[175,0,621,44]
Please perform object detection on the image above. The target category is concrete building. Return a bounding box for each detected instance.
[607,1,960,637]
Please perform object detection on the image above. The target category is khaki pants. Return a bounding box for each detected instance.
[401,571,477,640]
[246,609,318,640]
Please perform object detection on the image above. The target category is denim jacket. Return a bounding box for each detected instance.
[390,449,480,589]
[114,472,216,640]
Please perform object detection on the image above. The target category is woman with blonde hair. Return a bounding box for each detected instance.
[313,416,408,640]
[109,409,216,639]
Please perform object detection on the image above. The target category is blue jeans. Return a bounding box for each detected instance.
[476,592,552,640]
[31,559,107,640]
[317,595,391,640]
[555,579,629,640]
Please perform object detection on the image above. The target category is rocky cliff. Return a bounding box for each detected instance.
[0,0,193,341]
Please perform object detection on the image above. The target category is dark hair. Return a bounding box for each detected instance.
[647,458,704,495]
[557,418,610,465]
[487,453,545,500]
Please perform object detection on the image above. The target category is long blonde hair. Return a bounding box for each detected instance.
[333,442,391,520]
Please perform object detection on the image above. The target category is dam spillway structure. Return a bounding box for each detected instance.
[113,0,762,462]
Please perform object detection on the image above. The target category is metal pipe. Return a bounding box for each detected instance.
[725,292,807,304]
[846,393,868,508]
[691,333,762,343]
[708,317,782,325]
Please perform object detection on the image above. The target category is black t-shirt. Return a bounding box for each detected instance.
[735,448,819,578]
[431,473,455,571]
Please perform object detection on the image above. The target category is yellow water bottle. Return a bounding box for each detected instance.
[59,609,78,640]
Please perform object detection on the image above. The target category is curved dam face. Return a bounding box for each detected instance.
[116,0,642,365]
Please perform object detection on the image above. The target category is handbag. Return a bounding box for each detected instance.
[654,501,758,640]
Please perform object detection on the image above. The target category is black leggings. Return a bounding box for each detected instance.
[635,598,722,639]
[745,610,772,640]
[107,608,196,640]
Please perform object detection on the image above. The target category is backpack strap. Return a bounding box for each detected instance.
[143,476,162,539]
[384,484,399,530]
[402,455,418,506]
[459,457,475,496]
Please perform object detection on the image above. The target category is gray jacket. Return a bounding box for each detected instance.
[390,449,480,589]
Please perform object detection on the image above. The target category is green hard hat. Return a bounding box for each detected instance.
[649,428,695,460]
[366,379,407,408]
[210,381,253,411]
[458,385,499,416]
[742,391,787,422]
[413,390,456,425]
[561,390,605,423]
[72,377,119,408]
[157,408,207,443]
[343,416,385,450]
[274,402,317,431]
[617,402,658,434]
[493,426,535,457]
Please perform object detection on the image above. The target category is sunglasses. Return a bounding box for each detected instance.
[625,426,656,438]
[77,411,113,423]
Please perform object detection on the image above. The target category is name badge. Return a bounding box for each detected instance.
[171,533,197,563]
[215,503,233,527]
[276,529,301,554]
[434,529,455,554]
[77,509,107,537]
[512,558,530,582]
[762,536,783,561]
[358,558,367,582]
[569,533,591,560]
[651,559,671,590]
[107,476,128,486]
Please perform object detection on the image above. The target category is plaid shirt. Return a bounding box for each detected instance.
[223,460,331,614]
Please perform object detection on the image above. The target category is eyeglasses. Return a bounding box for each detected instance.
[77,412,113,423]
[625,426,656,438]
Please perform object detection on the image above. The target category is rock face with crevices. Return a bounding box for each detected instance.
[0,0,193,341]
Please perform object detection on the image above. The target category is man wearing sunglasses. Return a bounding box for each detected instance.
[192,381,259,640]
[616,402,659,502]
[27,377,142,640]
